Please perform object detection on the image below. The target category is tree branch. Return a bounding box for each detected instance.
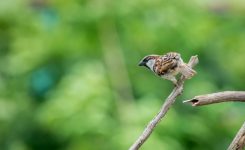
[183,91,245,106]
[227,122,245,150]
[129,55,199,150]
[183,92,245,149]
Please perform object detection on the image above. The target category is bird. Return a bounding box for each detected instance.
[138,52,196,86]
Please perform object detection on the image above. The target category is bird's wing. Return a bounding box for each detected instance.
[154,56,178,75]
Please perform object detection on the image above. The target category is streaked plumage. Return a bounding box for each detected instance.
[138,52,196,85]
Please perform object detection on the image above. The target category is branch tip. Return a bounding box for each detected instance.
[183,99,199,106]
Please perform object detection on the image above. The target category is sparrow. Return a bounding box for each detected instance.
[138,52,196,85]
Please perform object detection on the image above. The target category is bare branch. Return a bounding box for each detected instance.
[129,55,199,150]
[183,91,245,106]
[183,91,245,149]
[228,122,245,150]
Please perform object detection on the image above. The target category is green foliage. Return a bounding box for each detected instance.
[0,0,245,150]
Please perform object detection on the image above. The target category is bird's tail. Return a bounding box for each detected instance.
[179,63,196,79]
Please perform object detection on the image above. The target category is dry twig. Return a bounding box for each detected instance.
[228,122,245,150]
[183,91,245,106]
[183,91,245,150]
[129,55,199,150]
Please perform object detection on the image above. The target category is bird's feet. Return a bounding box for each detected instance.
[173,81,179,87]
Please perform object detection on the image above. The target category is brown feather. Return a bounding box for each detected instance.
[153,53,178,76]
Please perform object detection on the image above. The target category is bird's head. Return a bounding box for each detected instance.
[138,55,158,70]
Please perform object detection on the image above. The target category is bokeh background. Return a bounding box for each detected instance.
[0,0,245,150]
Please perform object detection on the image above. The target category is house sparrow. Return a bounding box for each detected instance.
[138,52,196,85]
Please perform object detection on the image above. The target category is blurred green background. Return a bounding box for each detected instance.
[0,0,245,150]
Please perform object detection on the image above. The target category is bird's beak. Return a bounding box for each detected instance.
[138,61,146,66]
